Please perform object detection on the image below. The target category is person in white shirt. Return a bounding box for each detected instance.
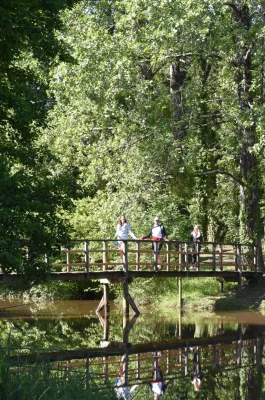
[115,376,139,399]
[115,215,137,263]
[115,355,140,399]
[148,352,169,398]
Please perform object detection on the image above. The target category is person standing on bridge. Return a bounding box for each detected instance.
[141,217,168,271]
[190,225,203,271]
[115,215,137,263]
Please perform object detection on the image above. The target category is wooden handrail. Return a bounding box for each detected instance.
[47,239,257,274]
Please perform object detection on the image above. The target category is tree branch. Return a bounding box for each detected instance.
[224,2,240,14]
[197,169,243,186]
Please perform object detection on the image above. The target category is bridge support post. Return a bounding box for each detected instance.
[122,241,140,317]
[178,277,182,308]
[96,284,110,314]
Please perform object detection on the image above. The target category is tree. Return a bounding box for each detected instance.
[0,0,80,273]
[43,0,265,265]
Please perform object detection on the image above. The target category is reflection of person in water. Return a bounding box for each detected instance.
[148,352,169,399]
[191,347,203,391]
[115,355,140,399]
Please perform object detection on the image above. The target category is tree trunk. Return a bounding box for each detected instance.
[231,1,264,270]
[170,60,187,142]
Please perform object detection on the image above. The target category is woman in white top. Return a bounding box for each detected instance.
[115,215,137,262]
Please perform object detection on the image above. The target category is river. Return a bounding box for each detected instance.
[0,298,264,399]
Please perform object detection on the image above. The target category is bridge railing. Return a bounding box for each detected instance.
[6,337,261,390]
[50,239,257,273]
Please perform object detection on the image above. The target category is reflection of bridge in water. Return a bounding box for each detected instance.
[7,315,265,396]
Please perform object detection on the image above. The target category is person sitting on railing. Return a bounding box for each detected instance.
[148,351,169,399]
[190,225,203,271]
[141,217,168,271]
[115,215,138,264]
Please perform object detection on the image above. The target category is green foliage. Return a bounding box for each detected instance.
[41,0,265,250]
[2,0,265,275]
[0,279,104,301]
[0,0,81,273]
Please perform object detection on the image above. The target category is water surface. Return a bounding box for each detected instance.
[0,299,264,399]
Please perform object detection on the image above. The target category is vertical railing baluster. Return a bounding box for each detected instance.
[166,241,170,271]
[212,243,216,272]
[45,254,50,275]
[136,353,140,379]
[85,353,89,389]
[84,240,89,276]
[185,243,189,270]
[237,244,242,272]
[219,244,223,271]
[124,240,128,273]
[184,348,188,376]
[196,243,200,271]
[178,242,182,271]
[166,350,170,374]
[212,343,216,371]
[237,244,242,291]
[66,244,71,273]
[103,241,108,271]
[136,241,140,271]
[254,243,258,272]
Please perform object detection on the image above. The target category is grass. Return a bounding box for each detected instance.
[145,276,265,312]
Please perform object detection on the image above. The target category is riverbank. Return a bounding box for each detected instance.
[1,276,265,313]
[153,276,265,312]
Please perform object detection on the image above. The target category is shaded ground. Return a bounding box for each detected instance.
[184,276,265,312]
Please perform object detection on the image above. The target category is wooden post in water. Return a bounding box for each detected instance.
[103,284,110,315]
[179,276,182,309]
[178,307,182,337]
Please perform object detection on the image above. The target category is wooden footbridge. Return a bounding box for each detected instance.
[0,239,263,315]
